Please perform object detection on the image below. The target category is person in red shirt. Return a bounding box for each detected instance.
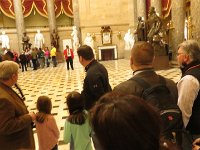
[63,45,74,70]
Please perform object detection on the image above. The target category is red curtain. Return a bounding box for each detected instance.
[62,0,73,17]
[0,0,73,19]
[54,0,73,17]
[146,0,171,18]
[162,0,171,18]
[0,0,15,19]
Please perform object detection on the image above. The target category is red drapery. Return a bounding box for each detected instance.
[0,0,73,19]
[22,0,47,18]
[146,0,171,18]
[0,0,15,18]
[54,0,73,18]
[162,0,171,18]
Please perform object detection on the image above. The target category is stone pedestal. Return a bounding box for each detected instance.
[56,51,64,63]
[153,56,169,70]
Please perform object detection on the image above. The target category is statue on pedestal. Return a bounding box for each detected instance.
[71,26,80,50]
[124,29,134,50]
[0,31,10,49]
[22,32,31,50]
[51,29,59,50]
[84,33,96,57]
[34,30,44,49]
[135,16,146,41]
[84,33,94,49]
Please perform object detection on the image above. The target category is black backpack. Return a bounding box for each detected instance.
[131,75,184,146]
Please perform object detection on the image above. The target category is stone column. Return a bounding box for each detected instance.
[13,0,25,51]
[191,0,200,42]
[129,0,137,28]
[171,0,185,59]
[137,0,147,20]
[151,0,162,17]
[72,0,82,44]
[46,0,56,33]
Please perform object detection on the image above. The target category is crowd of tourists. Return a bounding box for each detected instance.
[0,46,57,72]
[1,40,200,150]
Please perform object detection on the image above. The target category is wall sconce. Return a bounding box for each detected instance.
[92,33,96,41]
[117,31,122,39]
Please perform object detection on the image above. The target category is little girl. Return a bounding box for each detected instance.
[35,96,60,150]
[63,91,93,150]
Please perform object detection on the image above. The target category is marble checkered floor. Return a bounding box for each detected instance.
[16,58,181,150]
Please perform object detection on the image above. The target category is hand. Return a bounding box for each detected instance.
[192,145,200,150]
[29,112,36,121]
[193,138,200,150]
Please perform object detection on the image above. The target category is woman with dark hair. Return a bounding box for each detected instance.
[63,91,93,150]
[90,92,180,150]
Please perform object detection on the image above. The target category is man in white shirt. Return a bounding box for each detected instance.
[177,40,200,139]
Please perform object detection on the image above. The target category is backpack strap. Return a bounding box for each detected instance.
[130,77,150,89]
[130,75,166,89]
[158,75,166,85]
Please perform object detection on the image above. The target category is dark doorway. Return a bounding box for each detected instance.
[101,49,114,60]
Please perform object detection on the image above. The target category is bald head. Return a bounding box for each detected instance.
[131,41,154,67]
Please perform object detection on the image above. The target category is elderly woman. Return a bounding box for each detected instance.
[0,60,35,149]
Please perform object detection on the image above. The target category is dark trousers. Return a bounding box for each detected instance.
[20,62,27,72]
[32,59,37,70]
[52,56,57,67]
[66,56,73,70]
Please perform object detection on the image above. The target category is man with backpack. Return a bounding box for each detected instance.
[177,40,200,140]
[113,41,183,147]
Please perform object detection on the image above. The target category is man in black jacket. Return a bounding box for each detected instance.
[113,41,178,100]
[77,45,112,110]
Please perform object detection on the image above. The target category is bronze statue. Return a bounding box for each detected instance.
[51,29,59,49]
[146,7,162,43]
[22,32,31,50]
[135,16,146,41]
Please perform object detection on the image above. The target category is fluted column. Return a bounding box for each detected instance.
[191,0,200,42]
[137,0,147,20]
[171,0,185,59]
[13,0,25,51]
[72,0,82,44]
[151,0,162,17]
[46,0,56,33]
[129,0,137,28]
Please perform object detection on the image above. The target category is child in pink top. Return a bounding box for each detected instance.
[35,96,60,150]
